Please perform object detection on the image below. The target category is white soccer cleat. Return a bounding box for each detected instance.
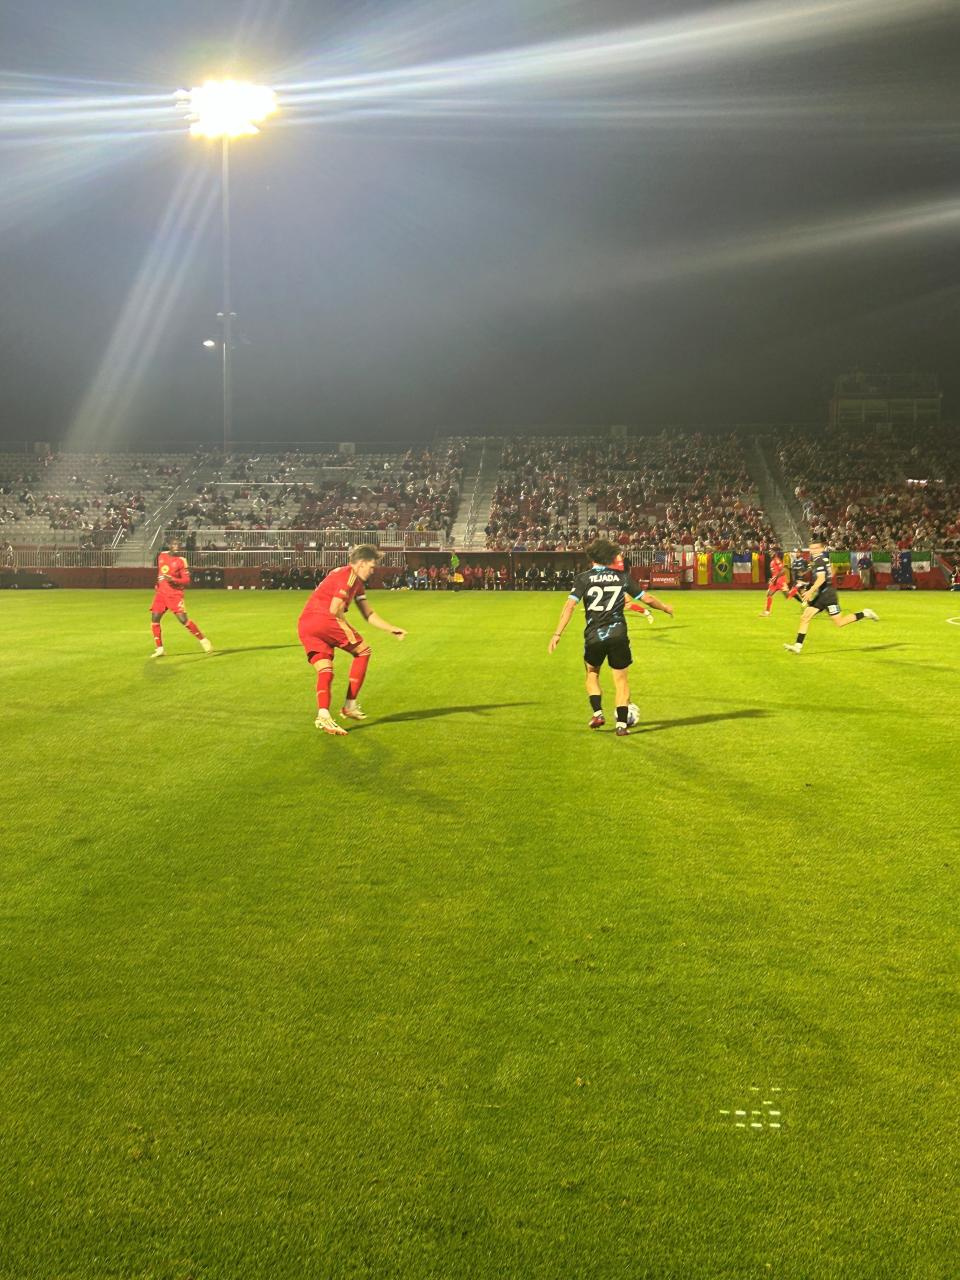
[863,608,879,622]
[644,610,654,625]
[315,711,348,735]
[340,704,367,721]
[150,647,165,658]
[200,637,213,652]
[783,642,802,654]
[759,611,771,617]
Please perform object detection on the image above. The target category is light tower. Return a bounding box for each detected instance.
[179,80,277,455]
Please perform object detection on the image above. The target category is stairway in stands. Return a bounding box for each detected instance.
[745,435,808,550]
[450,438,503,549]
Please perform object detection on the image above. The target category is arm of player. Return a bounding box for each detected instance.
[355,595,406,638]
[802,573,825,603]
[635,590,674,616]
[548,599,577,653]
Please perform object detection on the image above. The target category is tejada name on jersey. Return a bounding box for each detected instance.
[588,571,622,583]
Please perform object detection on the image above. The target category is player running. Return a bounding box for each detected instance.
[612,552,653,624]
[785,548,809,603]
[759,549,789,616]
[548,538,673,736]
[298,544,407,735]
[150,538,212,656]
[783,537,878,653]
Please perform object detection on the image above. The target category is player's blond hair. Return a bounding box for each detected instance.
[349,543,382,564]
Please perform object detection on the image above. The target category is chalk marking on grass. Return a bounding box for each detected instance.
[947,617,960,626]
[735,1123,747,1128]
[751,1122,764,1129]
[735,1110,747,1116]
[769,1110,781,1116]
[769,1123,782,1129]
[719,1109,730,1115]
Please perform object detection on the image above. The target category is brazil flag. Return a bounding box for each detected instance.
[713,551,733,583]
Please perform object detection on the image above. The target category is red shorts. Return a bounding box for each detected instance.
[151,589,185,616]
[769,576,787,591]
[298,617,365,663]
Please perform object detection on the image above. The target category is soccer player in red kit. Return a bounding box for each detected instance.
[760,550,789,616]
[298,544,407,735]
[150,539,212,656]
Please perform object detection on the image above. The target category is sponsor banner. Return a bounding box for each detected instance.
[650,569,682,587]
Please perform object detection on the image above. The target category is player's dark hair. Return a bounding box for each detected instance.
[350,543,382,563]
[585,538,618,564]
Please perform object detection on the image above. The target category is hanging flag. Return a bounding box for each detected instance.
[892,550,913,584]
[873,551,892,576]
[912,550,932,573]
[830,550,851,575]
[696,553,710,585]
[751,553,762,583]
[713,552,733,583]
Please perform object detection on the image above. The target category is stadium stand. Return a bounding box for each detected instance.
[779,425,960,550]
[0,451,193,546]
[484,432,776,551]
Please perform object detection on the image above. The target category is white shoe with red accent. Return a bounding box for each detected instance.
[315,711,348,735]
[340,704,367,721]
[200,637,213,652]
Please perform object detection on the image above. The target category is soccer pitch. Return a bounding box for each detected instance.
[2,589,957,1279]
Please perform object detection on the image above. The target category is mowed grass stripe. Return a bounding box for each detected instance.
[0,590,956,1279]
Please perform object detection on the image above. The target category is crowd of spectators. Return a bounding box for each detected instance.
[484,433,775,552]
[0,453,187,543]
[780,426,960,550]
[174,445,464,537]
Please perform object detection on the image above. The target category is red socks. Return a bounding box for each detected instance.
[348,652,370,700]
[151,623,162,647]
[185,620,205,640]
[315,667,333,711]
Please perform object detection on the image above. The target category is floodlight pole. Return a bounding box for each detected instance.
[220,136,233,458]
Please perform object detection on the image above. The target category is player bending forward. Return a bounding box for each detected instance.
[783,538,878,653]
[298,544,406,735]
[548,538,673,736]
[150,539,212,656]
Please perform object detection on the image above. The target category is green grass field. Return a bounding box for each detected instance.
[2,588,958,1279]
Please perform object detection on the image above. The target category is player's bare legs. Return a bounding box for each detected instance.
[611,666,632,736]
[312,657,347,734]
[585,662,605,728]
[784,603,878,652]
[341,644,371,720]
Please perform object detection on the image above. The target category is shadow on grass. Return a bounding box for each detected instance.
[816,642,906,656]
[210,644,301,657]
[640,708,771,733]
[350,701,538,729]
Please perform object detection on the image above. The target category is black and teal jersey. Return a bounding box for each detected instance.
[569,565,646,641]
[809,552,833,588]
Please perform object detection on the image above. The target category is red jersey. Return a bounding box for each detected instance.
[299,564,367,627]
[157,551,190,591]
[769,555,785,580]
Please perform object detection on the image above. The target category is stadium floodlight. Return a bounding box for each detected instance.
[181,80,277,139]
[202,338,217,348]
[178,80,276,456]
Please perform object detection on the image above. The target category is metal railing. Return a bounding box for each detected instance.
[163,527,446,551]
[9,547,119,568]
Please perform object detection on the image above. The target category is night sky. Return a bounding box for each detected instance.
[0,0,957,449]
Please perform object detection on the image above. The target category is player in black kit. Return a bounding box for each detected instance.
[783,537,879,653]
[548,538,674,735]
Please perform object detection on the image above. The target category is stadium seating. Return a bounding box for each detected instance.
[779,426,960,550]
[484,432,776,551]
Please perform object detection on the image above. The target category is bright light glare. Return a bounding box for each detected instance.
[183,80,277,139]
[202,339,217,347]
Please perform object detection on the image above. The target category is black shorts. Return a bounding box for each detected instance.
[808,587,841,616]
[584,631,633,670]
